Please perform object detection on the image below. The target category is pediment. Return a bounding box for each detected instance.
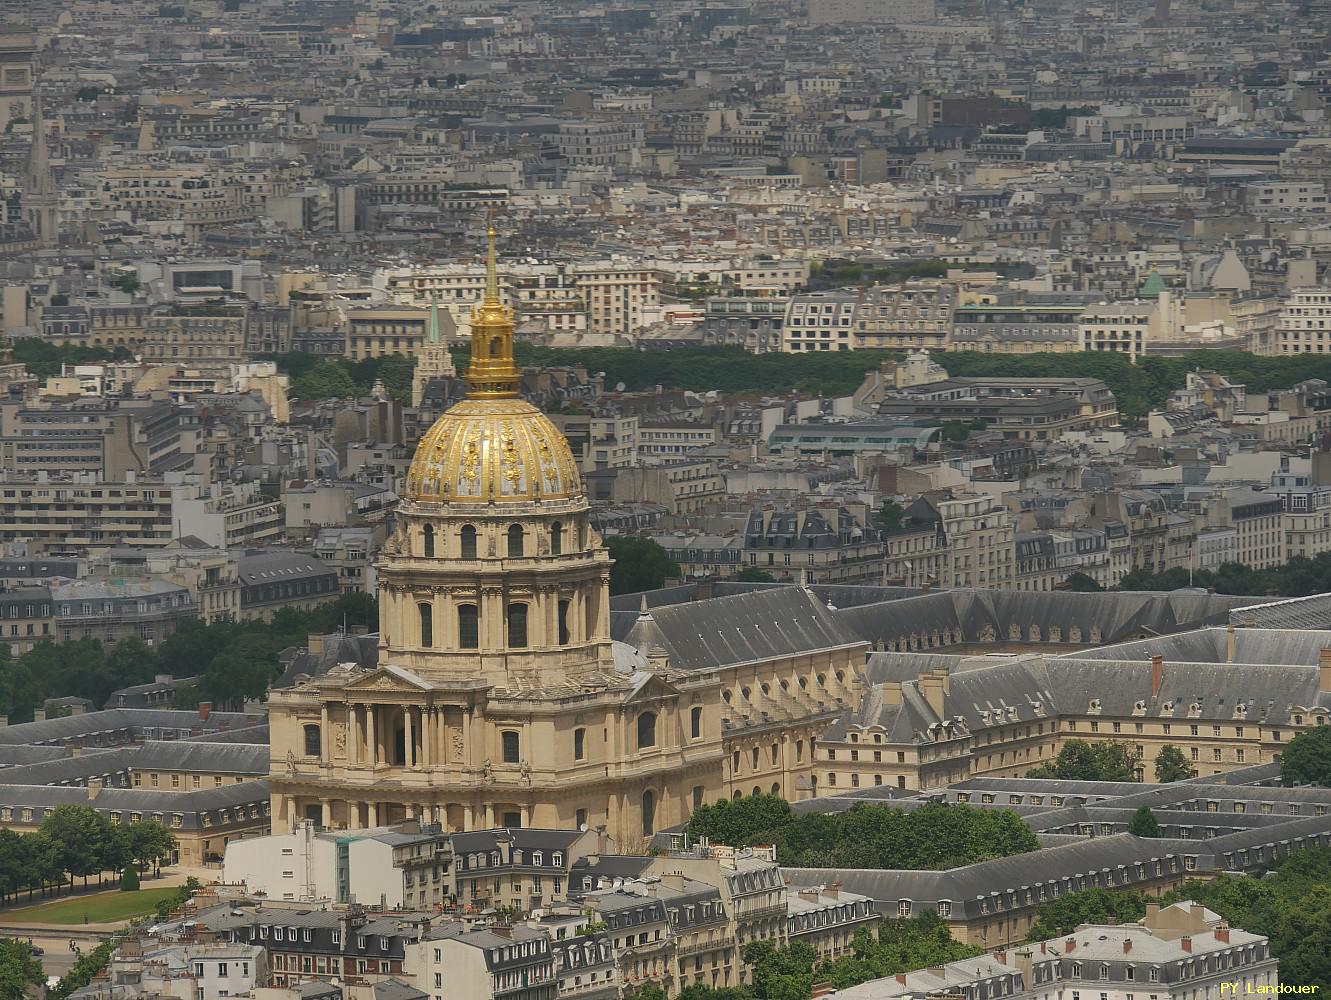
[622,670,681,704]
[344,664,434,693]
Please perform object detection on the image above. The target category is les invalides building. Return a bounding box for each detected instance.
[267,227,865,847]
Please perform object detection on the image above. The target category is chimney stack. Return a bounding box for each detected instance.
[1151,655,1164,699]
[1065,938,1077,953]
[1123,939,1133,954]
[33,709,45,722]
[1181,936,1192,953]
[1226,623,1236,663]
[87,778,103,800]
[198,702,212,722]
[1319,648,1331,694]
[896,975,908,986]
[1216,928,1229,943]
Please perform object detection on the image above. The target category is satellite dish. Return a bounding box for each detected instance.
[615,382,626,392]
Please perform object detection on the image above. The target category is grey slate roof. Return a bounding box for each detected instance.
[621,586,866,671]
[130,740,270,775]
[0,709,266,747]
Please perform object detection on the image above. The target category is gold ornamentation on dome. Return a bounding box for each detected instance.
[500,423,524,493]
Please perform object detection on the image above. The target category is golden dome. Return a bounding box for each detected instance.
[403,396,583,504]
[404,215,583,505]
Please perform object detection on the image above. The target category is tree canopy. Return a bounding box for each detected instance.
[1127,806,1162,838]
[1155,744,1193,782]
[1027,740,1139,782]
[262,345,1331,423]
[0,593,377,720]
[606,536,680,595]
[684,795,1038,870]
[627,912,981,1000]
[0,938,43,1000]
[1025,847,1331,992]
[1280,726,1331,787]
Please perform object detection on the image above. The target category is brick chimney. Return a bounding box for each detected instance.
[1319,647,1331,694]
[896,975,908,986]
[1065,937,1077,953]
[826,881,841,899]
[1123,939,1132,954]
[1215,928,1229,943]
[1151,655,1165,699]
[87,778,103,800]
[33,709,45,722]
[198,702,212,722]
[995,951,1007,964]
[1181,936,1192,953]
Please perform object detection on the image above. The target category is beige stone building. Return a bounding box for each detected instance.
[266,230,864,845]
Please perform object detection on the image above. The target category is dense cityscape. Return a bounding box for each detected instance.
[2,0,1331,998]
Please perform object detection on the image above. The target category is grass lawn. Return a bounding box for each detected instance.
[0,886,180,925]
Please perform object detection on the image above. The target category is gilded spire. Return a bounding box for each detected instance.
[464,209,520,399]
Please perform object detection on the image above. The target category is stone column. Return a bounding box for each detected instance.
[422,707,433,768]
[347,800,361,829]
[404,705,414,767]
[368,801,378,826]
[320,798,331,828]
[462,707,472,766]
[285,795,296,832]
[367,704,378,765]
[519,803,530,828]
[543,587,556,648]
[348,703,359,766]
[320,704,330,766]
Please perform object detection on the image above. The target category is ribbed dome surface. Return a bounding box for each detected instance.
[403,397,583,504]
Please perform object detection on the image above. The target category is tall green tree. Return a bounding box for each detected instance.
[1028,740,1139,781]
[1127,806,1162,838]
[1155,744,1192,782]
[41,804,117,886]
[1281,726,1331,787]
[606,537,681,595]
[1026,888,1149,940]
[0,938,43,1000]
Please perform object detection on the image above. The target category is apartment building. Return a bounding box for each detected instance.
[1268,469,1331,559]
[558,121,645,166]
[1079,300,1156,360]
[637,423,719,458]
[951,302,1084,353]
[0,473,176,550]
[781,290,857,352]
[570,264,660,336]
[806,0,937,22]
[345,307,429,361]
[52,577,194,646]
[831,903,1275,1000]
[94,166,253,238]
[171,481,284,549]
[142,306,249,369]
[852,281,957,351]
[0,398,188,478]
[736,506,883,584]
[0,586,53,653]
[607,461,725,515]
[1204,487,1284,569]
[1276,288,1331,354]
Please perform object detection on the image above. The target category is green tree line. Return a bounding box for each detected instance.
[626,911,982,1000]
[0,805,175,900]
[1025,846,1331,991]
[0,593,376,722]
[684,795,1038,870]
[264,345,1331,423]
[1117,552,1331,599]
